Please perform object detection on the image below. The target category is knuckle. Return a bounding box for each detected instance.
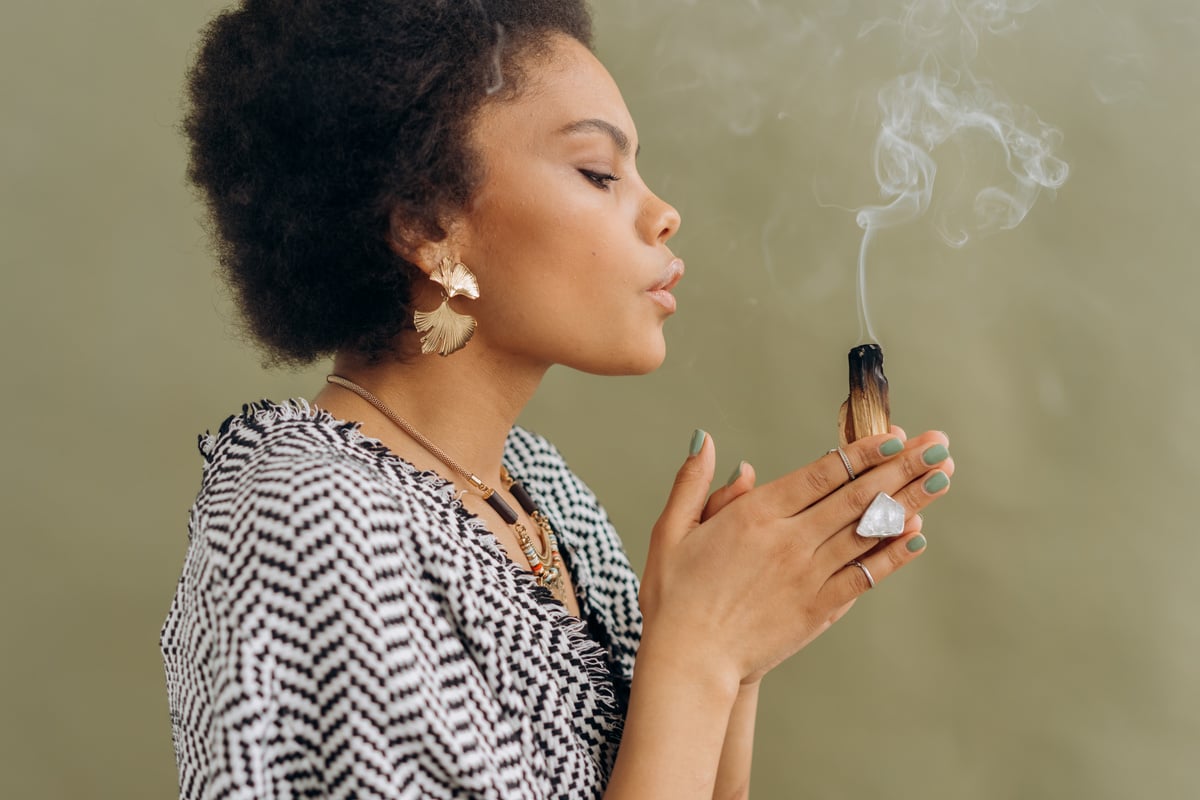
[674,459,705,485]
[845,563,872,594]
[780,525,814,561]
[842,480,877,513]
[678,458,705,479]
[885,541,909,571]
[820,575,855,608]
[897,481,929,512]
[902,452,927,479]
[848,438,883,470]
[802,464,837,498]
[747,504,774,530]
[850,531,875,550]
[735,489,773,528]
[745,504,772,532]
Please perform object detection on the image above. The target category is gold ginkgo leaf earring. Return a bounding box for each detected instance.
[413,257,481,356]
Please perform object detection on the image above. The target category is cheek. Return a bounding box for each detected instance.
[479,216,607,300]
[466,176,640,333]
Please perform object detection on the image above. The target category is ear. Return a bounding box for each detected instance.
[388,207,470,277]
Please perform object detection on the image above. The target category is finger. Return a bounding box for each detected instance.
[822,529,928,606]
[812,446,951,572]
[796,434,951,549]
[896,464,953,509]
[701,461,757,522]
[851,511,924,557]
[756,431,911,517]
[814,506,926,571]
[651,429,716,551]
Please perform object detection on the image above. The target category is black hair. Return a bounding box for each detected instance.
[185,0,593,364]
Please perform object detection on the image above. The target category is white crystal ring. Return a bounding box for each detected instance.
[848,559,875,588]
[856,492,906,538]
[826,447,856,481]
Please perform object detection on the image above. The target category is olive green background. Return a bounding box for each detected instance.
[3,0,1197,797]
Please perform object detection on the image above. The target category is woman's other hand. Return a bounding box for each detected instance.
[638,425,953,690]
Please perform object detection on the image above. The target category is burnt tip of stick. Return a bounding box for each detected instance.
[848,344,888,393]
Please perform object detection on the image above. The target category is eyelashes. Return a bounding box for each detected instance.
[579,169,620,190]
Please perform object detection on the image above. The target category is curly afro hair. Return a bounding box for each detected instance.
[185,0,593,365]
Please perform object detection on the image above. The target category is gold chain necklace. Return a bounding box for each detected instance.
[325,374,567,602]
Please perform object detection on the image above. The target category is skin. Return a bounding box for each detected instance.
[311,33,956,800]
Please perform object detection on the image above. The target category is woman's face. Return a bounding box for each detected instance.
[448,33,683,376]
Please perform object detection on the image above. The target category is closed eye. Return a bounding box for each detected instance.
[579,169,620,190]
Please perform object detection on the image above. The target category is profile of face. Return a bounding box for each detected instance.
[419,34,683,377]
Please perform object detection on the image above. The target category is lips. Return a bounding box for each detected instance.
[649,258,685,293]
[647,258,684,313]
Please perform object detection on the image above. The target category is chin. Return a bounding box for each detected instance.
[574,334,668,377]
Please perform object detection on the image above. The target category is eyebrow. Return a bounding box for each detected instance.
[557,118,640,158]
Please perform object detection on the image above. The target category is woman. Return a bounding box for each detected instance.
[159,1,954,798]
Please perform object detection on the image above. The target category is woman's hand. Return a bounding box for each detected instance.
[637,426,953,690]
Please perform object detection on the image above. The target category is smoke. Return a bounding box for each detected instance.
[485,23,507,95]
[854,0,1069,342]
[636,2,852,138]
[463,0,507,96]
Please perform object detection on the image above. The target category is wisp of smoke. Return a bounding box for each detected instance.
[464,0,506,96]
[854,0,1069,343]
[486,23,507,95]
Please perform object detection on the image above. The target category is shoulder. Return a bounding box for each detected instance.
[193,400,472,573]
[200,399,423,492]
[504,425,601,510]
[503,425,617,539]
[200,398,383,476]
[504,424,568,472]
[503,426,643,676]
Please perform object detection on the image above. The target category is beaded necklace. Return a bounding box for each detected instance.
[325,375,567,602]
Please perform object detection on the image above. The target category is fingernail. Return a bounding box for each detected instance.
[689,429,706,457]
[907,533,927,553]
[922,444,949,466]
[725,461,744,487]
[924,471,950,494]
[880,438,904,456]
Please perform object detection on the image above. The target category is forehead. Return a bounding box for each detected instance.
[472,35,636,152]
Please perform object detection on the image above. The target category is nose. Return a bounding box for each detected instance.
[641,189,682,245]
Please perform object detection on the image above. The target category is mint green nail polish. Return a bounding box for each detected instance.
[923,444,949,465]
[725,461,743,487]
[689,429,706,457]
[924,471,949,493]
[880,438,904,456]
[907,534,927,553]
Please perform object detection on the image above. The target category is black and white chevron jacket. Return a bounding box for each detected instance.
[160,399,643,799]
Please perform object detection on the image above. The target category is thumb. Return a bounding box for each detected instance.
[651,429,715,550]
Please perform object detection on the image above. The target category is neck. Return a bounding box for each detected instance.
[313,337,547,487]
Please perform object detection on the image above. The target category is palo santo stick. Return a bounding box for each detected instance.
[838,344,891,447]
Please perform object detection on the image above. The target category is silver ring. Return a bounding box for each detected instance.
[848,559,875,589]
[827,447,856,481]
